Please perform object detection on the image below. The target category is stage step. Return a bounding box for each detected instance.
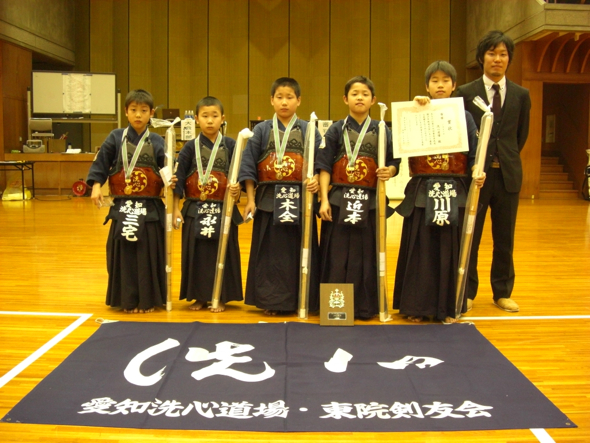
[539,155,579,199]
[541,156,559,165]
[541,172,570,181]
[540,181,575,190]
[538,189,580,199]
[541,164,566,173]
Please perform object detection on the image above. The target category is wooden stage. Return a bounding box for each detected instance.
[0,196,589,442]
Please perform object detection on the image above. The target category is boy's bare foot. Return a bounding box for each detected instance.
[209,302,226,313]
[443,316,458,324]
[264,310,278,316]
[123,307,139,314]
[407,316,424,323]
[138,307,155,314]
[189,301,206,311]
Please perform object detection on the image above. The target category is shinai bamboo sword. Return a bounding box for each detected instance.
[298,112,318,319]
[377,102,392,323]
[211,128,254,310]
[455,96,493,318]
[150,116,181,312]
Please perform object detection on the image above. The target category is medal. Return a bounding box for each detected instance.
[346,164,357,183]
[195,133,222,193]
[343,116,371,176]
[121,127,150,195]
[272,113,298,177]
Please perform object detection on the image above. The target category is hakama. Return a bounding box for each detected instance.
[179,202,243,305]
[245,207,320,312]
[392,178,468,321]
[105,199,166,311]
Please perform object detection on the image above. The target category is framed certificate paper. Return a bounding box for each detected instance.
[390,97,468,158]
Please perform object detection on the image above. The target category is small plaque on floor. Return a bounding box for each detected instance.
[320,283,354,326]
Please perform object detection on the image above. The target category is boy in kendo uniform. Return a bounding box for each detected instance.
[317,76,400,320]
[173,96,243,313]
[392,61,484,324]
[88,89,167,313]
[238,77,322,316]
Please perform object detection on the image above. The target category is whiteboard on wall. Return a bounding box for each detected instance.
[32,71,117,115]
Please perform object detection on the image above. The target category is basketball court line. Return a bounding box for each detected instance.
[0,311,92,389]
[531,428,556,442]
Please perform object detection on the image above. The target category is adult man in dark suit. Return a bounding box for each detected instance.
[455,30,531,312]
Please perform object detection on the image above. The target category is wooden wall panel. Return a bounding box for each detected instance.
[370,0,411,120]
[521,79,542,199]
[289,0,330,122]
[89,0,114,73]
[74,0,90,151]
[1,41,31,152]
[514,43,540,198]
[90,0,116,149]
[74,0,90,72]
[0,0,76,65]
[129,0,168,111]
[112,0,130,111]
[89,0,128,149]
[0,42,4,166]
[168,0,208,117]
[410,0,451,99]
[450,0,467,87]
[329,0,371,121]
[249,0,290,122]
[208,0,249,138]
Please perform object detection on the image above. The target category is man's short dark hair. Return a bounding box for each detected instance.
[424,61,457,85]
[344,76,375,98]
[271,77,301,98]
[125,89,154,109]
[476,30,515,69]
[196,96,224,116]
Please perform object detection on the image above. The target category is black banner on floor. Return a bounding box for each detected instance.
[2,322,575,433]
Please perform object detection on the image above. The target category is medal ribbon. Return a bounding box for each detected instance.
[121,127,150,180]
[272,113,298,167]
[342,116,371,168]
[195,133,222,185]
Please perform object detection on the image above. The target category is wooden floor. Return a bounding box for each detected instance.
[0,196,589,443]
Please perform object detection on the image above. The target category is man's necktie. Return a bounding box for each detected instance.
[492,83,502,118]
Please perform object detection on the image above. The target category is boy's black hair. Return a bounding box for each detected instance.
[476,30,514,69]
[424,61,457,85]
[344,76,375,98]
[196,96,224,116]
[125,89,154,109]
[270,77,301,98]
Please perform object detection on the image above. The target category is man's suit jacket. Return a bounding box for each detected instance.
[455,77,531,193]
